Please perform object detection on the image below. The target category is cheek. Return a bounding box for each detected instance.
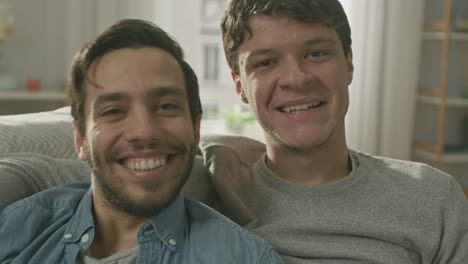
[244,76,270,106]
[340,87,350,114]
[321,64,349,93]
[330,67,351,115]
[164,118,197,141]
[87,126,114,154]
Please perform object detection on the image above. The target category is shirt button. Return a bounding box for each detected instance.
[169,239,176,246]
[81,233,90,243]
[64,234,72,239]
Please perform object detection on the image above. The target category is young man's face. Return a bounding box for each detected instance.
[75,47,200,216]
[233,15,353,152]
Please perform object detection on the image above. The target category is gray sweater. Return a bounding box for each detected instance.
[186,135,468,264]
[1,136,467,263]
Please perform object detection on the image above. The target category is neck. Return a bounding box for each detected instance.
[89,187,148,259]
[265,130,351,185]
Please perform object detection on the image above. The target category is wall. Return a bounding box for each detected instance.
[1,0,260,137]
[2,0,236,101]
[3,0,66,91]
[2,0,155,92]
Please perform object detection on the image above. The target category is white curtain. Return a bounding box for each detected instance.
[342,0,424,160]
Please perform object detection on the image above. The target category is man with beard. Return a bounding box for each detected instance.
[0,19,284,264]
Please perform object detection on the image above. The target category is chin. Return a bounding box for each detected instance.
[107,188,176,217]
[95,173,183,217]
[267,129,334,153]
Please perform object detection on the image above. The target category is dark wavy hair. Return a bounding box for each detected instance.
[221,0,352,74]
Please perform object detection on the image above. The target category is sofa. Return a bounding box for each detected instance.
[0,107,86,207]
[0,107,266,208]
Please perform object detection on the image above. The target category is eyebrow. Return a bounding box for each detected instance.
[93,92,129,109]
[246,38,336,64]
[92,86,186,110]
[245,37,338,61]
[303,37,337,46]
[146,86,186,99]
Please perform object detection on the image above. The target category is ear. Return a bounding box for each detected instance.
[73,121,89,161]
[346,50,354,85]
[231,71,248,104]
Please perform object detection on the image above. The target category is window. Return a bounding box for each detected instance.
[203,44,219,81]
[201,0,225,23]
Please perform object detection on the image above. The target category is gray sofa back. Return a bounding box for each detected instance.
[0,107,90,207]
[0,107,265,209]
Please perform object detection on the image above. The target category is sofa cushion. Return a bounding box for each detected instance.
[0,107,76,159]
[0,153,90,208]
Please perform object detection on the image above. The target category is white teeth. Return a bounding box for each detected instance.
[281,102,321,113]
[125,157,167,171]
[148,159,156,169]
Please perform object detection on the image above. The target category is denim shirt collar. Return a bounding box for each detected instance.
[61,188,187,253]
[142,195,187,253]
[62,188,95,247]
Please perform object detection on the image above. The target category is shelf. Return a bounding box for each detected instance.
[424,21,448,31]
[414,148,468,164]
[417,95,468,107]
[418,86,441,96]
[0,91,66,101]
[423,31,468,41]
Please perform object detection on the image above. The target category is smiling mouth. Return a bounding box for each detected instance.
[279,102,324,113]
[123,157,168,171]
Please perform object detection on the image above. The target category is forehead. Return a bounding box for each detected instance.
[89,47,184,83]
[84,47,187,107]
[239,14,340,51]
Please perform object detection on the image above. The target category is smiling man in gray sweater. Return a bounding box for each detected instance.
[185,0,468,263]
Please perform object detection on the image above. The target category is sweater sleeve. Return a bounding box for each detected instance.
[434,177,468,263]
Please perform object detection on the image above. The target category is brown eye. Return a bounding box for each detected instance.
[306,50,328,58]
[253,59,274,69]
[102,108,124,116]
[158,103,180,112]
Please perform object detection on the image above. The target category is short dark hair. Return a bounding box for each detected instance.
[67,19,202,136]
[221,0,352,74]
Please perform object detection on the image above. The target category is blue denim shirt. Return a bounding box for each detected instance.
[0,183,284,264]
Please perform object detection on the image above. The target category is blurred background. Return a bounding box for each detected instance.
[0,0,466,190]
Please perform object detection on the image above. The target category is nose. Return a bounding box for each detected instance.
[124,107,160,142]
[277,56,312,90]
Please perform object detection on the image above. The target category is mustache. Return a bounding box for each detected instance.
[107,139,188,160]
